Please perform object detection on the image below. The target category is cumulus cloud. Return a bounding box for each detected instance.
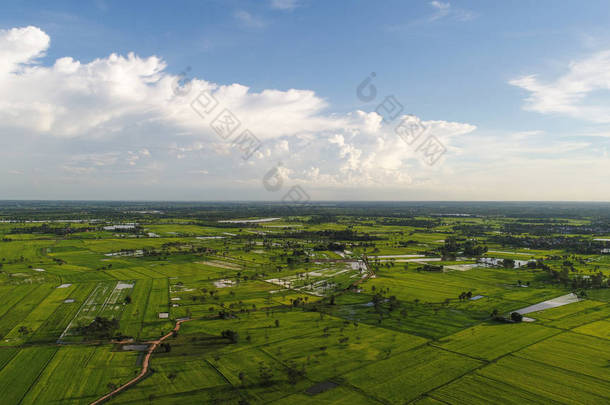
[0,26,49,72]
[510,50,610,123]
[0,25,478,199]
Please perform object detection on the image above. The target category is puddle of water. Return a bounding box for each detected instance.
[214,279,236,288]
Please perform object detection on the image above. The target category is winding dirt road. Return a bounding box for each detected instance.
[90,318,191,405]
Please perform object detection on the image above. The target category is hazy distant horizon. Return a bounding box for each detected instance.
[2,199,610,204]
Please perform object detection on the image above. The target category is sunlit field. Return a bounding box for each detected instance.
[0,202,607,404]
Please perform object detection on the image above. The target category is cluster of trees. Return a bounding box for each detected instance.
[137,245,217,258]
[9,224,95,235]
[540,261,608,289]
[367,287,402,321]
[490,235,607,254]
[221,329,239,343]
[77,317,119,339]
[458,291,473,301]
[418,264,444,272]
[281,229,380,242]
[491,309,523,323]
[258,362,274,386]
[439,237,488,258]
[304,214,337,224]
[250,360,305,388]
[502,259,515,268]
[378,218,441,228]
[502,222,610,236]
[570,272,608,289]
[397,240,418,247]
[451,224,494,237]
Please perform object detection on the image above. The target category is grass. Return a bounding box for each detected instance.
[21,345,140,405]
[29,282,97,343]
[513,332,610,382]
[476,355,610,404]
[0,211,608,404]
[208,347,308,403]
[260,317,427,382]
[0,284,53,339]
[269,385,378,404]
[120,278,152,338]
[548,303,610,329]
[0,346,58,404]
[430,373,554,404]
[573,319,610,339]
[527,299,605,321]
[341,345,483,404]
[1,283,79,345]
[434,322,560,361]
[112,358,237,404]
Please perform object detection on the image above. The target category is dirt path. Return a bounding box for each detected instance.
[350,255,375,288]
[89,318,191,405]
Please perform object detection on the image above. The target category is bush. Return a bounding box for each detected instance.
[221,329,239,343]
[510,312,523,322]
[77,317,119,339]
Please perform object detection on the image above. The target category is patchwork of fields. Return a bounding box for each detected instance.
[0,207,608,404]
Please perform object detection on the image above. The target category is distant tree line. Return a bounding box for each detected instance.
[489,235,608,254]
[9,224,96,236]
[438,237,488,258]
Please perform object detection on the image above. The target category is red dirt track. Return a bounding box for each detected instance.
[89,318,191,405]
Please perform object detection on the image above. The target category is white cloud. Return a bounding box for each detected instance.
[429,1,475,22]
[429,1,451,21]
[510,50,610,123]
[270,0,300,11]
[234,10,266,29]
[0,26,49,73]
[0,25,481,199]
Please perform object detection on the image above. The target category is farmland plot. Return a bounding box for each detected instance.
[435,322,560,360]
[0,346,58,405]
[21,345,139,405]
[341,346,483,404]
[58,281,133,342]
[477,355,610,404]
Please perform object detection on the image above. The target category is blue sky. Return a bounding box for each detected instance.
[1,1,610,200]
